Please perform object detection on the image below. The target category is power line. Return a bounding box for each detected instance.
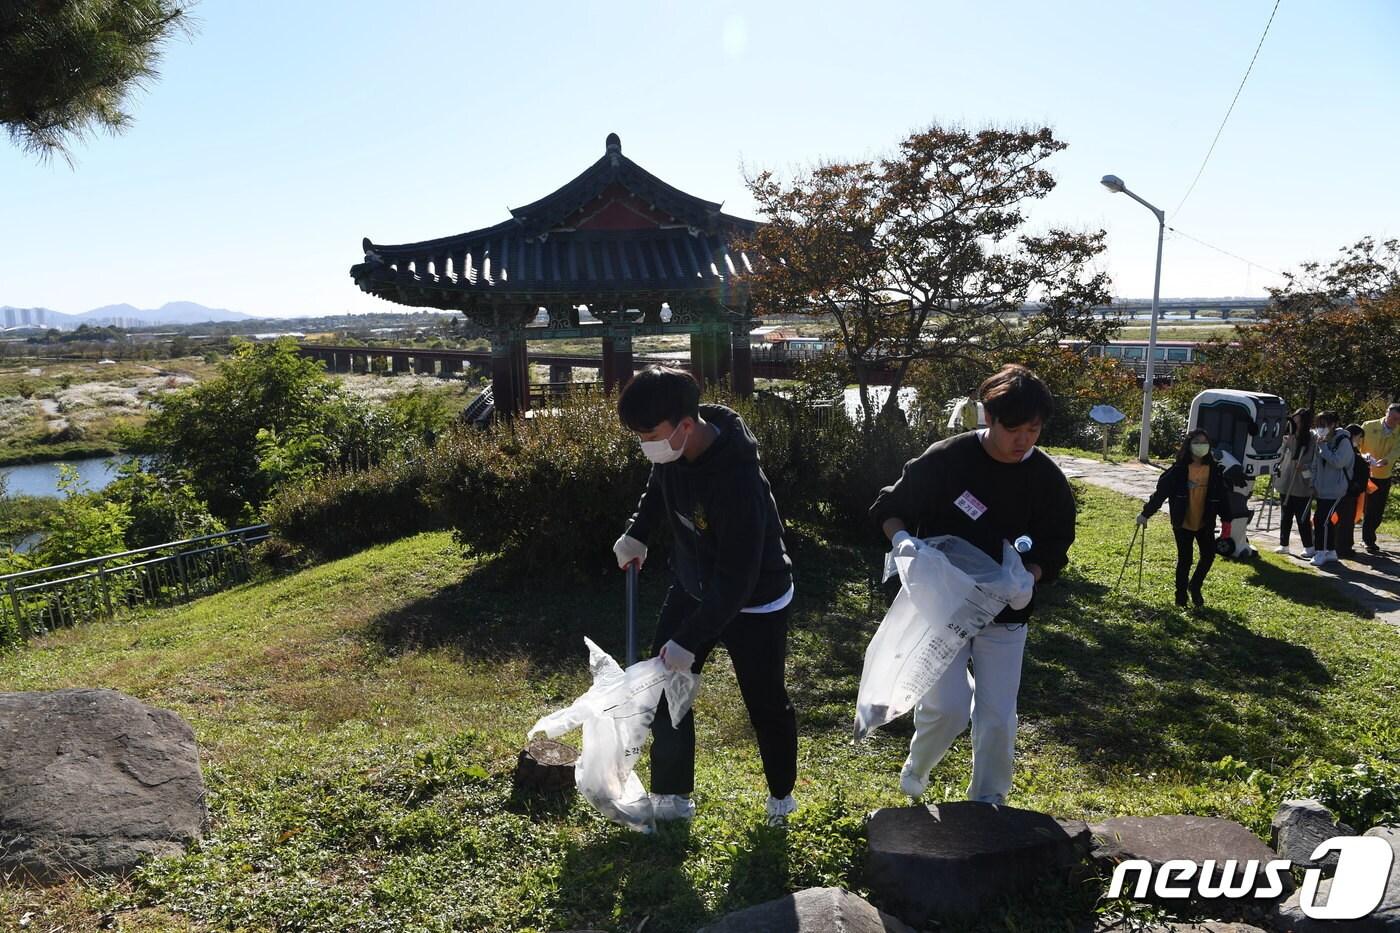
[1166,225,1284,277]
[1172,0,1282,219]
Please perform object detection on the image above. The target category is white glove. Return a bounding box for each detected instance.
[613,533,647,570]
[1136,513,1149,527]
[659,639,695,673]
[891,529,916,549]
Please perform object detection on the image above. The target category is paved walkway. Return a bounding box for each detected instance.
[1052,454,1400,628]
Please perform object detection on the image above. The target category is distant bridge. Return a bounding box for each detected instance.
[294,343,899,386]
[1021,297,1271,321]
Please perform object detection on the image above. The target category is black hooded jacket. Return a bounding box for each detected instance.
[1142,455,1231,529]
[624,404,793,653]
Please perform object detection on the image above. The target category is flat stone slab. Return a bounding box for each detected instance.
[865,801,1090,926]
[1090,815,1292,904]
[1271,825,1400,932]
[698,887,913,933]
[0,688,208,882]
[1272,798,1356,872]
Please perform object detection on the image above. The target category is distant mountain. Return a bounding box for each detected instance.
[1,302,255,329]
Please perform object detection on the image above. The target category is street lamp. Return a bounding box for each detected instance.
[1101,174,1165,463]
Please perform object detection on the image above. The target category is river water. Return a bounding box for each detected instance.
[0,456,124,498]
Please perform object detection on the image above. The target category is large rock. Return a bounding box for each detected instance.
[1272,799,1356,872]
[698,887,913,933]
[1090,815,1292,906]
[1270,825,1400,932]
[865,802,1090,926]
[0,688,208,882]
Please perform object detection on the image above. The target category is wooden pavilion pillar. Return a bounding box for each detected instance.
[491,338,530,419]
[690,329,727,389]
[601,337,617,394]
[513,340,530,412]
[689,331,708,391]
[713,328,733,385]
[731,325,754,399]
[613,332,634,391]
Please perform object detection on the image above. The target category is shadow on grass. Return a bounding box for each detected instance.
[365,550,675,672]
[780,524,890,734]
[550,821,708,933]
[1328,551,1400,609]
[1021,572,1335,774]
[1244,552,1395,617]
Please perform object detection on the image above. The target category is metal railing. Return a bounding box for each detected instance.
[1,525,270,642]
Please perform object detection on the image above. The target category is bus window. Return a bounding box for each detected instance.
[1122,347,1145,361]
[1167,348,1189,362]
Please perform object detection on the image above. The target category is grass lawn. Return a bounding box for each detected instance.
[1,484,1397,931]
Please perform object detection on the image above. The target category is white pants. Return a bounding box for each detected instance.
[903,621,1028,804]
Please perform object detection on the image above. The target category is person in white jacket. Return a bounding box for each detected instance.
[1309,410,1356,567]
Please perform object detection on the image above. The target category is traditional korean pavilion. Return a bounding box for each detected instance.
[350,133,760,416]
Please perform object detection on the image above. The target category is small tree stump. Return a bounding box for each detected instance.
[513,738,578,794]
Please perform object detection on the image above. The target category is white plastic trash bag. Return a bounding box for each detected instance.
[853,536,1035,742]
[529,637,700,833]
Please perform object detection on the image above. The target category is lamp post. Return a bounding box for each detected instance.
[1101,174,1165,463]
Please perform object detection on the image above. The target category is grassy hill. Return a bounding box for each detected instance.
[1,484,1397,932]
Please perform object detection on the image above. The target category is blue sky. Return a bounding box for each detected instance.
[2,0,1396,318]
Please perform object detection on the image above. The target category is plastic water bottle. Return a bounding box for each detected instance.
[1014,535,1033,554]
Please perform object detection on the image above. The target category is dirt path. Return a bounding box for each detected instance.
[1052,454,1400,628]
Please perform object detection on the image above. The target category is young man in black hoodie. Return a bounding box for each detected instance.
[612,366,797,825]
[869,364,1075,804]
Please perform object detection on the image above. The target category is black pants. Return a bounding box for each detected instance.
[649,583,797,798]
[1335,494,1360,554]
[1281,495,1313,549]
[1362,476,1392,548]
[1313,498,1340,553]
[1173,525,1215,594]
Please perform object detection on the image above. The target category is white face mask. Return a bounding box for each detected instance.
[1190,443,1210,458]
[639,422,687,464]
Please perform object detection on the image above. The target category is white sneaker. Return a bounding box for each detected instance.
[1272,545,1290,554]
[650,794,695,822]
[1325,550,1339,564]
[1310,552,1328,567]
[765,794,798,826]
[899,761,929,798]
[1302,547,1317,558]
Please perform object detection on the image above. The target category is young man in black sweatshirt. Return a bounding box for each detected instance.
[869,364,1075,804]
[611,366,797,825]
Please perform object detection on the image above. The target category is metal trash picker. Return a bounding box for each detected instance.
[1114,519,1147,593]
[625,562,640,665]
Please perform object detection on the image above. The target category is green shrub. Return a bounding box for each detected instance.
[799,412,933,530]
[265,455,436,559]
[425,393,649,581]
[1121,403,1189,459]
[102,460,224,548]
[1286,758,1400,830]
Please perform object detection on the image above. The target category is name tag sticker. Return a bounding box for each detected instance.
[954,490,987,521]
